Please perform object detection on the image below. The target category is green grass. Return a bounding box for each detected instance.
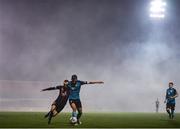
[0,112,180,128]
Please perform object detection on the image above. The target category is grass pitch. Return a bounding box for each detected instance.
[0,112,180,128]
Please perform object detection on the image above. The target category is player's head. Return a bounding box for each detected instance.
[71,74,78,83]
[169,82,174,88]
[63,80,69,86]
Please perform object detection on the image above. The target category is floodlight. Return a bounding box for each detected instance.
[149,0,166,19]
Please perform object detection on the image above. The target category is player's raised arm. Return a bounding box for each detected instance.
[41,85,62,91]
[87,81,104,84]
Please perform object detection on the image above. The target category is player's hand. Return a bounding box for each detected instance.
[41,89,45,92]
[89,81,104,84]
[170,96,174,99]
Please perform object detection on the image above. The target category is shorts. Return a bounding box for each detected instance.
[69,99,82,109]
[52,96,68,113]
[166,103,175,110]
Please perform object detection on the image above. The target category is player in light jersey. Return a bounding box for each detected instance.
[68,74,104,125]
[164,82,178,119]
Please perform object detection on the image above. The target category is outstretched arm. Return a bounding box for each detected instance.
[87,81,104,84]
[41,85,62,91]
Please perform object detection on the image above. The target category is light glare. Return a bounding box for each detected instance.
[149,0,166,19]
[150,14,165,18]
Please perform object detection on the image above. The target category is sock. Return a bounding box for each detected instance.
[166,109,171,118]
[48,111,53,124]
[72,111,77,118]
[44,111,50,118]
[171,109,174,118]
[77,111,82,120]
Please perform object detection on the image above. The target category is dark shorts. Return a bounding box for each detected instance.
[166,103,175,110]
[52,96,68,113]
[69,99,82,109]
[52,103,64,113]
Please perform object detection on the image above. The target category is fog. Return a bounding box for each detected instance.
[0,0,180,112]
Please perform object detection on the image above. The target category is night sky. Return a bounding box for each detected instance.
[0,0,179,112]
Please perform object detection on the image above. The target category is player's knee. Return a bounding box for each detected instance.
[51,105,56,111]
[53,111,58,117]
[166,108,170,113]
[53,110,57,115]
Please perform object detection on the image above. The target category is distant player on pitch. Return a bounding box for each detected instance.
[164,82,178,119]
[41,80,69,124]
[68,74,104,125]
[155,98,160,113]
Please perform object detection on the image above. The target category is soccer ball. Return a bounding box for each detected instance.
[70,117,77,124]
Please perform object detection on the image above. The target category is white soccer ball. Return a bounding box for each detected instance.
[70,117,77,124]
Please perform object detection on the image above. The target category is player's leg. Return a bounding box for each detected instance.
[156,106,158,113]
[166,108,171,118]
[77,108,82,124]
[76,100,82,124]
[52,108,58,117]
[44,111,50,118]
[170,104,175,119]
[157,106,159,113]
[48,104,57,124]
[44,103,57,118]
[166,104,171,119]
[69,100,77,118]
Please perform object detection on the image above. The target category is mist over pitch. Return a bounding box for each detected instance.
[0,0,180,112]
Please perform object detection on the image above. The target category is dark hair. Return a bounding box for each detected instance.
[71,74,78,80]
[169,82,174,85]
[64,80,68,83]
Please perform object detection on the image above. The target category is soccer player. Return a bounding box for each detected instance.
[41,80,69,124]
[155,98,160,113]
[164,82,179,119]
[68,74,104,125]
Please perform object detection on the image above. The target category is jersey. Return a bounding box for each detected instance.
[68,80,87,100]
[55,86,69,103]
[53,86,70,112]
[166,88,177,104]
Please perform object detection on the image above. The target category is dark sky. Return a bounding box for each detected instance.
[0,0,179,81]
[0,0,180,112]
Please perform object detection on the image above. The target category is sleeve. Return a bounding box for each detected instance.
[80,81,88,85]
[55,85,61,89]
[42,87,56,91]
[174,89,177,95]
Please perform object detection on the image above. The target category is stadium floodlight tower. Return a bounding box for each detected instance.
[149,0,167,19]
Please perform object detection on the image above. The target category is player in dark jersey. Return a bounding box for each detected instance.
[164,82,179,119]
[41,80,69,124]
[68,74,104,125]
